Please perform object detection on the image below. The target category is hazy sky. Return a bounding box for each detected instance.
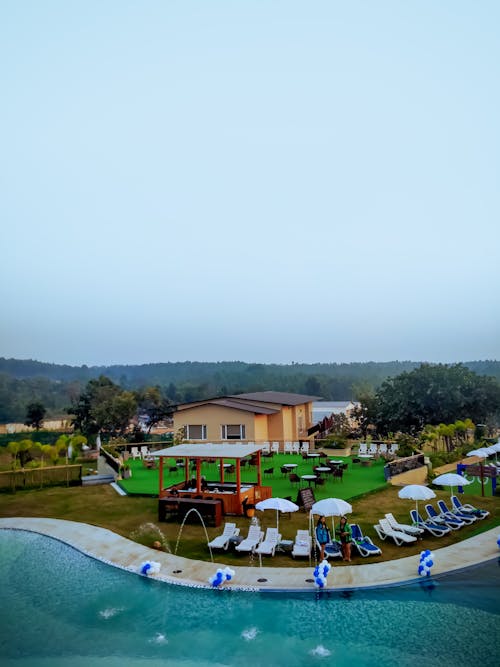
[1,1,499,366]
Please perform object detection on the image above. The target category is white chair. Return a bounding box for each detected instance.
[385,513,423,536]
[235,525,264,553]
[300,442,310,454]
[130,446,141,460]
[358,443,368,455]
[388,443,399,455]
[284,441,293,455]
[140,445,151,458]
[271,441,280,454]
[374,518,417,546]
[292,441,300,454]
[255,527,281,556]
[207,523,240,550]
[291,529,312,558]
[368,443,378,456]
[378,443,388,455]
[261,442,271,454]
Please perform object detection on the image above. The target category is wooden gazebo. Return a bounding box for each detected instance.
[154,443,273,522]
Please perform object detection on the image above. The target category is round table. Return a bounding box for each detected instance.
[307,453,320,459]
[282,463,298,470]
[358,454,374,459]
[315,467,331,476]
[301,475,317,487]
[329,460,343,465]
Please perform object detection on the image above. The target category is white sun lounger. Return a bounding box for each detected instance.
[374,518,417,546]
[385,513,424,536]
[235,525,264,554]
[291,530,312,558]
[255,527,281,556]
[207,523,240,550]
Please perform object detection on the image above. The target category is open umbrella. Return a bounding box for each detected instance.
[310,498,353,541]
[466,448,490,458]
[398,484,436,519]
[255,497,299,531]
[433,472,472,502]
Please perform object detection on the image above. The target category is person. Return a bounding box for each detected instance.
[315,516,331,561]
[338,516,352,562]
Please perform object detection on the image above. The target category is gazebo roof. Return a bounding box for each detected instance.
[153,443,263,459]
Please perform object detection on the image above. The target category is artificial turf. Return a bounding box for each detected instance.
[118,452,389,502]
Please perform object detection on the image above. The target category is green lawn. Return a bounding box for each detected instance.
[119,453,389,501]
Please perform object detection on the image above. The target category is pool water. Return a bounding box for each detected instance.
[1,530,499,666]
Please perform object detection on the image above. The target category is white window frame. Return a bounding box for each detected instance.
[185,424,207,440]
[221,424,246,440]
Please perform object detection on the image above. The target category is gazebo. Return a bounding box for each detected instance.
[154,443,273,518]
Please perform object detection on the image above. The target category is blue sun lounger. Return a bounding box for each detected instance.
[410,509,451,537]
[437,499,476,525]
[425,503,464,530]
[451,495,489,519]
[351,523,382,557]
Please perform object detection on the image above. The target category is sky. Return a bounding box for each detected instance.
[1,1,499,367]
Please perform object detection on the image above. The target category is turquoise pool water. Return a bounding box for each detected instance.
[1,530,499,666]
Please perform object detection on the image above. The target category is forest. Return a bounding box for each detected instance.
[1,357,499,425]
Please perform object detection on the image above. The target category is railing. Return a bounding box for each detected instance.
[0,465,82,492]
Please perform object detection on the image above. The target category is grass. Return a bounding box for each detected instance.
[119,453,389,502]
[0,475,498,568]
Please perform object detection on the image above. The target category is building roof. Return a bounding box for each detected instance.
[230,391,320,406]
[154,443,264,459]
[186,398,278,415]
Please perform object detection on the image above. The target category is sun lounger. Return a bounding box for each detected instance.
[255,527,281,557]
[291,530,312,558]
[410,510,451,537]
[451,495,489,519]
[425,503,464,530]
[385,513,424,536]
[437,499,476,525]
[207,523,240,550]
[351,523,382,557]
[314,534,342,559]
[235,525,264,554]
[374,518,417,546]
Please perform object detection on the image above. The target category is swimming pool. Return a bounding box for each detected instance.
[1,530,499,666]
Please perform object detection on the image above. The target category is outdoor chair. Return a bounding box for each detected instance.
[368,443,378,456]
[437,499,476,525]
[333,468,344,482]
[168,465,178,474]
[235,525,264,554]
[374,518,417,546]
[385,513,424,536]
[261,442,271,454]
[280,465,290,477]
[292,441,301,454]
[410,510,451,537]
[291,529,312,558]
[264,467,274,477]
[255,527,281,557]
[451,495,489,519]
[350,523,382,557]
[271,441,280,454]
[358,443,368,455]
[207,523,240,550]
[314,533,342,560]
[289,473,300,486]
[300,442,310,454]
[378,443,388,455]
[425,503,464,530]
[140,446,151,457]
[314,477,325,488]
[130,446,141,460]
[284,442,293,455]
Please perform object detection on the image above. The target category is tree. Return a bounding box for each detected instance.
[24,402,46,430]
[373,363,500,435]
[135,386,173,433]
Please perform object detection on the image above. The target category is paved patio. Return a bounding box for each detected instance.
[1,517,498,592]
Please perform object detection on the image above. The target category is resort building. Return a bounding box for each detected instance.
[173,391,319,444]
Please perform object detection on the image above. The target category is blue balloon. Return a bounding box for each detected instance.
[418,565,424,574]
[426,559,434,568]
[226,574,232,581]
[314,567,319,577]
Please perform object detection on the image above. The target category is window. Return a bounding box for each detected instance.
[221,424,246,440]
[185,424,207,440]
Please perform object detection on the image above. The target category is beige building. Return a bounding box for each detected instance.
[173,391,319,444]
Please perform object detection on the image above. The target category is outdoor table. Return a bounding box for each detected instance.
[277,540,294,553]
[329,460,343,465]
[218,463,233,468]
[358,454,374,459]
[306,453,320,459]
[282,463,298,470]
[315,467,331,476]
[301,474,317,487]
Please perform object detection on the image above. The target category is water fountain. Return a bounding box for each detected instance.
[174,507,214,562]
[130,522,172,553]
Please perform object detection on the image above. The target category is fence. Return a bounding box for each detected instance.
[0,464,82,492]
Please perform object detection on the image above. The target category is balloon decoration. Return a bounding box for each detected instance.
[497,535,500,549]
[140,560,161,576]
[418,550,434,577]
[208,566,235,588]
[313,559,331,588]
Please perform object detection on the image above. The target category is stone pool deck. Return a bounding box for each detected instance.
[1,517,498,592]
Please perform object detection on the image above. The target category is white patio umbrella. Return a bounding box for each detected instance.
[255,497,299,531]
[466,448,490,458]
[433,473,472,502]
[310,498,353,540]
[398,484,436,519]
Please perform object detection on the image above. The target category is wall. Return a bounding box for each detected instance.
[174,404,255,441]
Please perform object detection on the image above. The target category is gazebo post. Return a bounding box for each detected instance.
[236,459,241,495]
[257,449,262,486]
[220,458,225,484]
[184,458,189,484]
[196,457,202,493]
[159,455,164,496]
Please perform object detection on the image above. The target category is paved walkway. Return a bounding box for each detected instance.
[1,517,498,592]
